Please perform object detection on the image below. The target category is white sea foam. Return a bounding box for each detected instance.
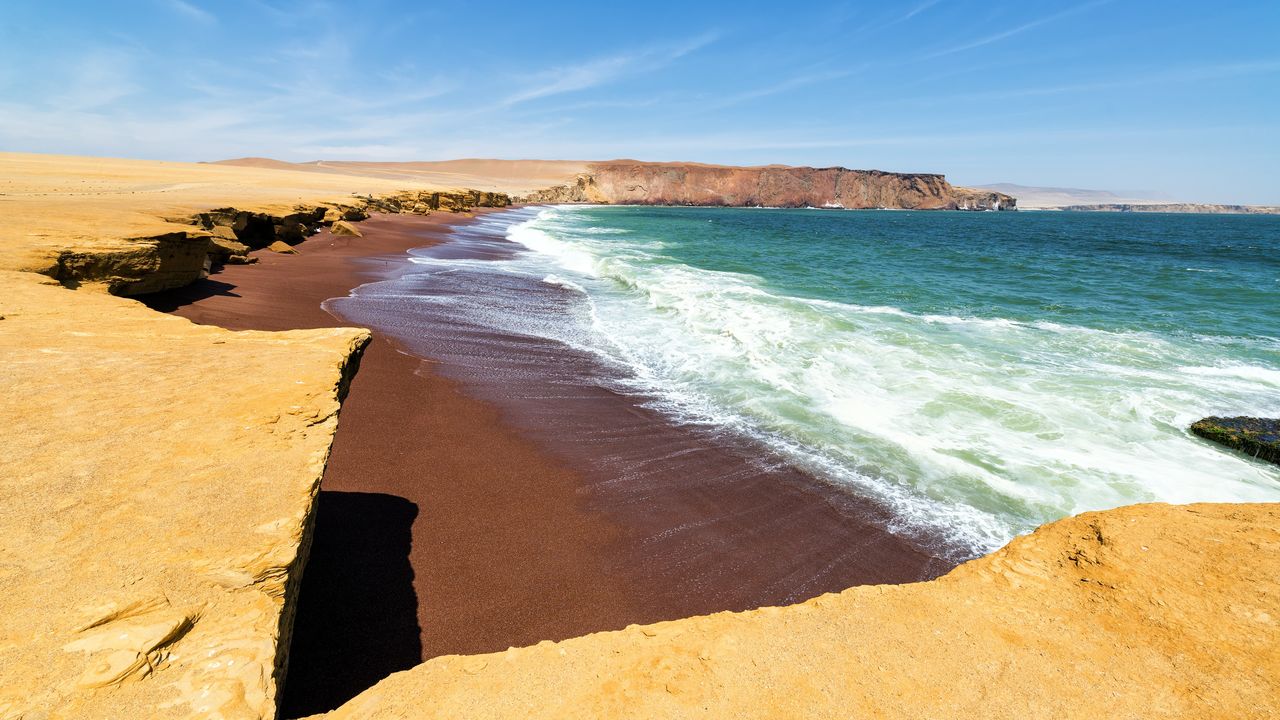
[484,207,1280,555]
[1179,364,1280,386]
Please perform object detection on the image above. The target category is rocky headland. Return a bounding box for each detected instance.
[0,152,1275,719]
[503,161,1013,210]
[216,157,1016,211]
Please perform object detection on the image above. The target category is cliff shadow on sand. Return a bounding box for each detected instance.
[281,491,422,717]
[139,278,243,311]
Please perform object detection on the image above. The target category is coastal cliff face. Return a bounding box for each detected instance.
[211,157,1017,211]
[49,189,510,296]
[0,274,370,719]
[521,162,1016,210]
[0,153,507,719]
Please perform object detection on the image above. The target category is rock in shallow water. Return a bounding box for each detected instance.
[1191,416,1280,466]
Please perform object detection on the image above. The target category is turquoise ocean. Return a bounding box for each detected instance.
[491,206,1280,553]
[334,205,1280,558]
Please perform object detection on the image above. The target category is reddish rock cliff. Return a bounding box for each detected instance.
[522,161,1015,210]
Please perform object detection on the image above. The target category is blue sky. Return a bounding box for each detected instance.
[2,1,1278,202]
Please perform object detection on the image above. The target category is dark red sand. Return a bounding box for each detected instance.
[143,211,951,716]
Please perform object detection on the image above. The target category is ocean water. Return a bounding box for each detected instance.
[345,206,1280,557]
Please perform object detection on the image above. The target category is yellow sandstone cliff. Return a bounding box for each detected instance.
[0,153,1275,720]
[0,153,508,719]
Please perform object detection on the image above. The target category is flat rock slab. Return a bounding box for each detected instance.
[1191,416,1280,466]
[0,273,369,718]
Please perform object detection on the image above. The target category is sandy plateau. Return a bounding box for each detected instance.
[0,152,1276,719]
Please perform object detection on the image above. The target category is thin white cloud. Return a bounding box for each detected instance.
[502,31,719,106]
[857,58,1280,111]
[162,0,216,24]
[504,55,635,106]
[52,50,142,111]
[690,66,867,114]
[921,0,1111,60]
[900,0,943,23]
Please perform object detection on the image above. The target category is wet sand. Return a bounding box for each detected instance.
[144,211,951,716]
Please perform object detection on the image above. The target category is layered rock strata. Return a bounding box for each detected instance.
[212,157,1016,210]
[520,162,1015,210]
[49,190,509,295]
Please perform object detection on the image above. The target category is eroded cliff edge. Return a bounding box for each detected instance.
[0,152,509,719]
[521,161,1016,210]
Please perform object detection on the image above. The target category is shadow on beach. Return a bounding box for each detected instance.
[138,277,241,312]
[280,491,421,717]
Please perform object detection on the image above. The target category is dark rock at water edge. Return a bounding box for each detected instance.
[1190,417,1280,466]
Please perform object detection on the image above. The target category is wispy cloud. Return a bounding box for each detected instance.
[688,65,867,114]
[161,0,216,24]
[858,58,1280,112]
[899,0,943,24]
[503,55,636,106]
[502,31,719,106]
[921,0,1111,60]
[52,49,142,111]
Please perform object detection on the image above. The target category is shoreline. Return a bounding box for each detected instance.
[147,208,949,714]
[4,152,1277,720]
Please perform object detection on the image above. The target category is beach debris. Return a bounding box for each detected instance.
[330,220,363,237]
[266,240,298,254]
[1190,416,1280,466]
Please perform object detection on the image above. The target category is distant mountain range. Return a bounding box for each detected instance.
[974,184,1280,214]
[973,183,1176,209]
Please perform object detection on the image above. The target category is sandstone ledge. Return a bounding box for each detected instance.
[317,503,1278,720]
[0,273,369,718]
[0,153,509,719]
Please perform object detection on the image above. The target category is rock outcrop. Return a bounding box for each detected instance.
[330,220,363,237]
[183,191,507,279]
[1192,417,1280,466]
[520,161,1016,210]
[317,503,1280,720]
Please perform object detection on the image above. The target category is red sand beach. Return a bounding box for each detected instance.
[144,211,950,715]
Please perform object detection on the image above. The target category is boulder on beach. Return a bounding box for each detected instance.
[267,240,299,254]
[210,225,239,241]
[1190,416,1280,466]
[209,235,250,262]
[331,220,363,237]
